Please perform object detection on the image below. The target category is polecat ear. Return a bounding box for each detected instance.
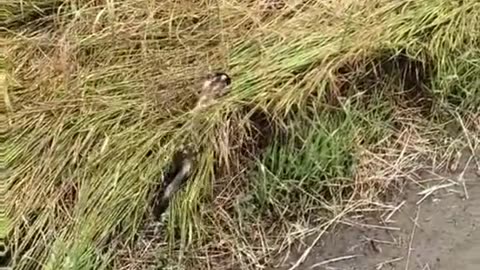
[205,72,216,80]
[213,72,231,86]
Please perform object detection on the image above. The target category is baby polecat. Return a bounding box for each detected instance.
[151,72,232,221]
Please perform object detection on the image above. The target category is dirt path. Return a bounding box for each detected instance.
[278,156,480,270]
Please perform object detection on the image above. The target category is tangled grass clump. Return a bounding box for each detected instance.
[3,0,480,269]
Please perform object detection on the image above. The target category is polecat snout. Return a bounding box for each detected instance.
[195,72,232,109]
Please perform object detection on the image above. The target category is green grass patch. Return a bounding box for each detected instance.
[251,111,357,220]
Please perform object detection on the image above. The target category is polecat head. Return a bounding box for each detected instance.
[177,142,196,158]
[202,72,232,97]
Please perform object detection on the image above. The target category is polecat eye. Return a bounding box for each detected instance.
[221,74,231,86]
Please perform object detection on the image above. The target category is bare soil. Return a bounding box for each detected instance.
[277,154,480,270]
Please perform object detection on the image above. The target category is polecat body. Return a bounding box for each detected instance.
[151,146,194,220]
[150,72,232,221]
